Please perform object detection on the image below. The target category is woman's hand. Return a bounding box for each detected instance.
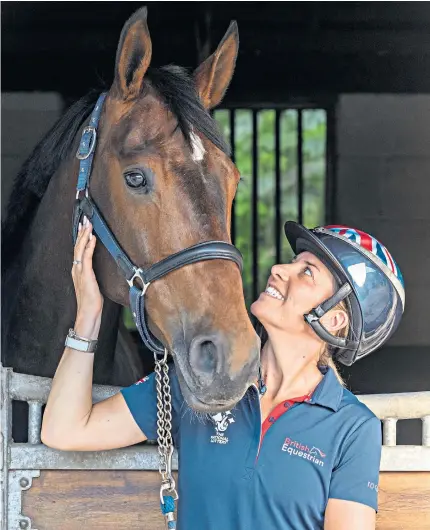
[71,216,103,339]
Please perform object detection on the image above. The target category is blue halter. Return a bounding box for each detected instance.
[73,93,243,355]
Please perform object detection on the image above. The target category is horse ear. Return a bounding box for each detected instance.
[194,21,239,109]
[113,7,152,100]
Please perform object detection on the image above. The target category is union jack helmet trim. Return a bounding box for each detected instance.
[314,225,405,309]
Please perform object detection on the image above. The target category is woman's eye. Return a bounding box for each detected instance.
[125,171,147,189]
[304,267,313,278]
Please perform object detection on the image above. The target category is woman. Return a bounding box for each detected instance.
[41,218,405,530]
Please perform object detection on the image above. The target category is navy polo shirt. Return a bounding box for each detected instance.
[121,365,382,530]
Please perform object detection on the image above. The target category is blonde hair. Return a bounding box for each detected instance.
[317,298,349,386]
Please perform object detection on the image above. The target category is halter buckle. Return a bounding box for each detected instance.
[76,126,97,160]
[154,348,169,365]
[75,188,89,200]
[127,267,150,295]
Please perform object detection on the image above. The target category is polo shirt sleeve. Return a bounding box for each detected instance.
[328,415,382,511]
[120,363,183,444]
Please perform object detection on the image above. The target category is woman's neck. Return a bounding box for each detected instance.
[259,331,324,403]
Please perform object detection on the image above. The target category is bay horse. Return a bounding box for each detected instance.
[1,7,260,413]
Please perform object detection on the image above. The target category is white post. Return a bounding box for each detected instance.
[383,418,398,446]
[422,415,430,447]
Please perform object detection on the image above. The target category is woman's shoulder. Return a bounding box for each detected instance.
[334,388,382,460]
[337,386,379,425]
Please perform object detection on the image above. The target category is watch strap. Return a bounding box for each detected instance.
[65,331,98,353]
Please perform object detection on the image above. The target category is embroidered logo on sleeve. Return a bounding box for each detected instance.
[282,436,327,467]
[210,411,235,444]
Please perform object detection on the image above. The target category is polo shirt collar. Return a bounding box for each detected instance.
[309,365,344,412]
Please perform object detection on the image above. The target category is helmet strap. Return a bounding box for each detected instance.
[304,283,359,349]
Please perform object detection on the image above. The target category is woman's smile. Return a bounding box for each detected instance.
[264,285,285,301]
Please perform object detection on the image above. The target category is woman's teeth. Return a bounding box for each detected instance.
[265,286,285,301]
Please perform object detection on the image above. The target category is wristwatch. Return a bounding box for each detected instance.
[65,328,98,353]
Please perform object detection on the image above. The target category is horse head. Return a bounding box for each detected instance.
[87,7,260,412]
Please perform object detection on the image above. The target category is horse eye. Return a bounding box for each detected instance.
[124,170,147,189]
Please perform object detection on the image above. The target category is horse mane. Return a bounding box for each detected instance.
[2,66,229,271]
[146,65,230,156]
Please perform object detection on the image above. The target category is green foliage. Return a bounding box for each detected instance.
[214,108,327,309]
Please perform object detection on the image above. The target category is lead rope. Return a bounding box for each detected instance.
[154,349,178,529]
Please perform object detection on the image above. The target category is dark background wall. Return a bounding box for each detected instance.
[4,2,430,98]
[2,2,429,443]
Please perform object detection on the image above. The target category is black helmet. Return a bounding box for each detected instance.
[284,222,405,366]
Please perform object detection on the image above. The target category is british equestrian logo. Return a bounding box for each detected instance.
[210,411,235,444]
[282,437,326,467]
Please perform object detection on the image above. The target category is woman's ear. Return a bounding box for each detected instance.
[320,309,349,334]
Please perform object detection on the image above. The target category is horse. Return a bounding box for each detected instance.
[1,7,260,414]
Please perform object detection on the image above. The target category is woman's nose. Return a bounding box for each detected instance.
[271,264,290,282]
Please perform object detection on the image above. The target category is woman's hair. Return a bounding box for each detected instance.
[317,298,349,386]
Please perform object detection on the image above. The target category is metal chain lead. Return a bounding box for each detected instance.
[154,349,178,529]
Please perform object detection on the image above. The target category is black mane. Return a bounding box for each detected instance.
[2,66,229,269]
[146,65,230,156]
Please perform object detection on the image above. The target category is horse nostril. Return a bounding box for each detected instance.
[189,336,221,382]
[199,341,217,373]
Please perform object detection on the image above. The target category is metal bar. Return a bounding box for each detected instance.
[380,446,430,472]
[275,110,281,264]
[357,392,430,420]
[8,470,40,530]
[325,104,337,224]
[10,370,430,420]
[382,418,398,446]
[422,415,430,447]
[27,401,43,445]
[219,99,337,110]
[10,371,121,404]
[297,109,303,224]
[252,110,259,303]
[1,364,12,530]
[230,109,236,245]
[9,442,430,473]
[10,443,178,471]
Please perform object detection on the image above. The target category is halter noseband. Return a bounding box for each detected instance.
[72,93,243,356]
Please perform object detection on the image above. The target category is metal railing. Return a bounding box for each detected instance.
[213,106,335,307]
[1,363,430,529]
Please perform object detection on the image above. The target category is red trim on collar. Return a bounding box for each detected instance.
[261,392,312,440]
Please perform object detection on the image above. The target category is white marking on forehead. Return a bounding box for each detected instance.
[190,129,206,162]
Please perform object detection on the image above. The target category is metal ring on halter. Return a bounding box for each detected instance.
[127,267,150,295]
[75,188,90,200]
[72,260,82,265]
[154,347,169,364]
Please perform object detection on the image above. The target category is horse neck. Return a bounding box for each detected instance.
[2,158,121,384]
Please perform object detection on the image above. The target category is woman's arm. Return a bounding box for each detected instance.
[324,499,375,530]
[325,415,381,530]
[41,218,146,450]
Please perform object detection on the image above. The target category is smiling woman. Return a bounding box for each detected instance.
[42,210,405,530]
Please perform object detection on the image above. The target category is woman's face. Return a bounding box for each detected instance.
[251,251,338,334]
